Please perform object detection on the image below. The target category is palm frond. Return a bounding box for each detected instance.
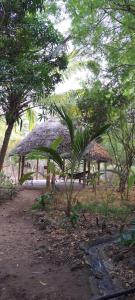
[50,136,63,150]
[26,150,46,160]
[26,109,36,131]
[53,105,74,145]
[37,146,63,170]
[19,172,35,185]
[72,127,91,162]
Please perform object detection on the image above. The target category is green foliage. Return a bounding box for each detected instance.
[54,105,108,168]
[120,231,135,247]
[1,12,67,106]
[105,108,135,196]
[66,0,135,96]
[128,170,135,189]
[54,105,74,145]
[0,0,68,168]
[32,192,54,210]
[25,109,36,131]
[50,136,64,150]
[76,81,111,136]
[27,136,63,164]
[73,201,133,221]
[87,60,100,76]
[0,0,58,16]
[0,171,13,188]
[0,171,16,202]
[70,208,79,226]
[30,106,108,216]
[19,172,35,185]
[36,147,63,170]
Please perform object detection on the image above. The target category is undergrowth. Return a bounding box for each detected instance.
[73,200,134,221]
[32,192,54,210]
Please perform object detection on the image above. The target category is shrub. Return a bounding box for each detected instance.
[0,171,13,188]
[70,207,79,226]
[32,192,54,210]
[0,171,16,202]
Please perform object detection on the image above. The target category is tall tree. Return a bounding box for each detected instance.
[0,0,67,170]
[76,81,110,134]
[66,0,135,95]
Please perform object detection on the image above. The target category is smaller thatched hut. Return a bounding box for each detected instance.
[10,118,112,185]
[84,142,112,162]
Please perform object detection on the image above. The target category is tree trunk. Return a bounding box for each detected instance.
[66,177,74,217]
[97,161,100,185]
[0,123,14,171]
[119,174,128,193]
[83,159,86,187]
[67,198,72,217]
[20,156,25,178]
[118,172,129,201]
[18,156,21,181]
[46,159,50,188]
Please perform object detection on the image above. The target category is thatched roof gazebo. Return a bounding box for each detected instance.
[10,119,71,157]
[11,118,112,186]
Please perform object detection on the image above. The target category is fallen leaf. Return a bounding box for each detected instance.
[40,281,47,286]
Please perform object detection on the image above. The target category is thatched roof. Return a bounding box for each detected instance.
[84,142,112,163]
[10,118,112,162]
[10,119,70,156]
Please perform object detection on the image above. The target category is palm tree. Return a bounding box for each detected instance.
[28,106,108,216]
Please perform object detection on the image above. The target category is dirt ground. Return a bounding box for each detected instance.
[0,188,135,300]
[0,189,91,300]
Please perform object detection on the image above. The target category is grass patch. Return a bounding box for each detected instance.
[73,200,134,220]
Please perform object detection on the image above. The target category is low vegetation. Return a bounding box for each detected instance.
[32,191,54,211]
[0,171,17,202]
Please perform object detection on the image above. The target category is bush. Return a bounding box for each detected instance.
[70,207,79,226]
[0,171,16,202]
[32,192,54,210]
[0,171,13,188]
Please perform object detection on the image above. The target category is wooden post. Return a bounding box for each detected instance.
[18,156,21,181]
[51,166,56,189]
[83,159,86,187]
[46,159,50,188]
[20,156,25,178]
[63,158,66,181]
[97,161,100,185]
[87,160,91,185]
[88,160,91,176]
[104,162,107,181]
[36,159,39,180]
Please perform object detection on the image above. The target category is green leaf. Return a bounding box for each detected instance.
[72,127,91,162]
[50,136,63,150]
[128,172,135,189]
[26,109,36,131]
[26,150,46,160]
[19,172,35,185]
[37,146,63,170]
[53,105,74,145]
[87,60,100,76]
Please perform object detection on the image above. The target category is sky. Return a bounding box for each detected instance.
[54,17,88,94]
